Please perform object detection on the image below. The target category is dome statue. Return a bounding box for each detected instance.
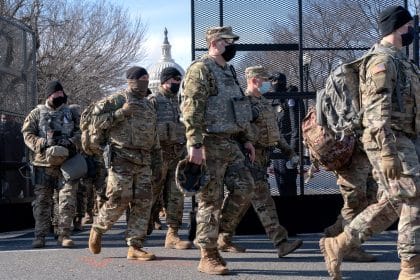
[148,28,185,94]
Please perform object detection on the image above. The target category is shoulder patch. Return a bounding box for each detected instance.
[371,63,386,75]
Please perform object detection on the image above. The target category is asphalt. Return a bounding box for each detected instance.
[0,197,401,280]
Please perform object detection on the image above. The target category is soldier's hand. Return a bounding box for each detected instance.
[244,141,255,163]
[381,154,402,180]
[121,102,137,117]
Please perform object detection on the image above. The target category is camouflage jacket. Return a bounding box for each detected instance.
[360,41,420,156]
[92,89,162,167]
[21,102,81,167]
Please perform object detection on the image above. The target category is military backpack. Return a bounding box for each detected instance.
[302,45,397,170]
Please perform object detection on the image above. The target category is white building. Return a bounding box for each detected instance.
[148,28,185,94]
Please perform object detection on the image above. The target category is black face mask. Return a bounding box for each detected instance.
[51,95,67,108]
[221,44,236,62]
[401,26,414,46]
[170,83,180,94]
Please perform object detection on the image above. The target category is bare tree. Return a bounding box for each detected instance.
[1,0,148,107]
[239,0,418,91]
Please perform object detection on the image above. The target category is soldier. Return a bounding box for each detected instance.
[147,66,191,249]
[323,149,381,263]
[88,66,162,261]
[22,80,81,248]
[219,65,303,257]
[320,6,420,279]
[181,26,256,275]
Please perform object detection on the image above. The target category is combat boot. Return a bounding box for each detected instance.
[165,227,192,250]
[198,248,229,275]
[324,216,343,237]
[277,239,303,257]
[217,234,246,253]
[127,246,156,261]
[82,212,94,224]
[57,235,74,248]
[319,232,352,280]
[73,217,83,232]
[88,227,102,254]
[32,236,45,248]
[343,245,376,262]
[399,256,420,280]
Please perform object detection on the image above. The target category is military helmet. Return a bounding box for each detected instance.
[175,158,210,196]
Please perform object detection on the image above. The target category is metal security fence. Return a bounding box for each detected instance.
[191,0,415,195]
[0,16,37,201]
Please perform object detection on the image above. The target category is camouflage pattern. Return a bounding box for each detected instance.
[205,26,239,45]
[347,41,420,260]
[91,88,161,248]
[95,159,153,247]
[181,55,254,249]
[244,65,270,79]
[79,155,108,216]
[148,86,186,228]
[22,102,81,238]
[181,55,253,147]
[220,93,290,246]
[335,145,373,226]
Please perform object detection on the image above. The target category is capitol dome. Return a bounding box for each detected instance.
[148,28,185,94]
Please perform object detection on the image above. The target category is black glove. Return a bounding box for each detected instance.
[45,137,56,148]
[58,138,71,147]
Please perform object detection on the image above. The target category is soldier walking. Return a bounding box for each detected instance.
[88,66,162,261]
[320,6,420,279]
[181,26,256,275]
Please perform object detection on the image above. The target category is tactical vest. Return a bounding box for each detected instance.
[37,104,75,140]
[200,56,252,135]
[108,93,157,151]
[389,57,418,136]
[249,96,280,147]
[149,92,186,145]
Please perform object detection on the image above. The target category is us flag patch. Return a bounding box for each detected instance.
[371,63,386,74]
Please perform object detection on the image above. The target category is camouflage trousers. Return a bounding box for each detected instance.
[195,136,254,249]
[32,166,78,237]
[79,157,108,215]
[336,146,377,227]
[222,147,288,246]
[93,157,153,247]
[345,133,420,260]
[151,145,185,227]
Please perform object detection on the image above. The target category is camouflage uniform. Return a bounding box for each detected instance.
[22,101,80,243]
[148,85,186,230]
[221,90,294,247]
[79,155,108,220]
[91,89,162,248]
[181,54,255,251]
[345,41,420,260]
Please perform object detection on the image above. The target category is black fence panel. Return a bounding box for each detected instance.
[191,0,416,196]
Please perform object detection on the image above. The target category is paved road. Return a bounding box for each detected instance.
[0,198,401,280]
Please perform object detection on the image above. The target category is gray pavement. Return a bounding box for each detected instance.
[0,198,401,280]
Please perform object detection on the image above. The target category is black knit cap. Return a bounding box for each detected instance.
[126,66,148,79]
[379,5,413,37]
[46,80,64,96]
[160,67,182,84]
